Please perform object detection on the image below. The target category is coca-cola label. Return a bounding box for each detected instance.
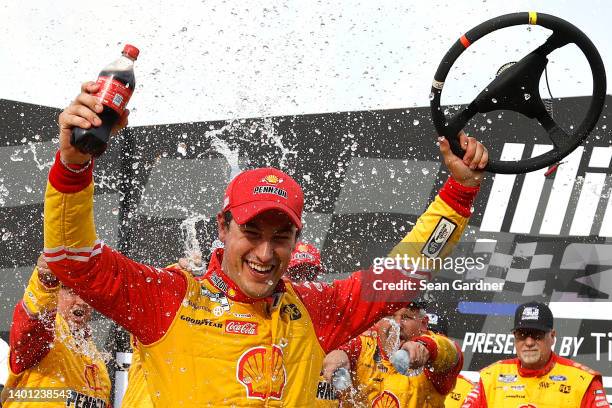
[225,320,258,335]
[94,76,133,115]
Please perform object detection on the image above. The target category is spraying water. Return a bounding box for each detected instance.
[180,215,209,275]
[178,118,298,271]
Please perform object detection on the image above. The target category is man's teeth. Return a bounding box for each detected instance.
[247,261,273,273]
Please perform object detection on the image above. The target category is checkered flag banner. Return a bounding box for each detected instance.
[465,238,612,299]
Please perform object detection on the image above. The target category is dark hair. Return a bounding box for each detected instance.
[223,211,233,227]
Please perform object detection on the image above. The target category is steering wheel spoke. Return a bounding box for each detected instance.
[534,31,571,57]
[537,111,571,150]
[472,51,548,119]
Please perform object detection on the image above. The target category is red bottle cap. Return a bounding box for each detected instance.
[122,44,140,60]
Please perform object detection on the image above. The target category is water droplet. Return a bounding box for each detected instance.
[145,277,153,283]
[413,119,420,126]
[491,98,498,104]
[429,92,435,101]
[601,125,607,130]
[279,337,289,348]
[524,93,531,100]
[2,232,12,241]
[480,126,486,131]
[267,280,274,286]
[112,208,119,216]
[421,168,430,175]
[177,142,187,156]
[486,119,492,124]
[179,367,187,373]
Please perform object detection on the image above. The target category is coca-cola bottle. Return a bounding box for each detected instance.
[71,44,139,157]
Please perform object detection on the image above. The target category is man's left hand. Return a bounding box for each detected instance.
[439,131,488,187]
[400,341,430,369]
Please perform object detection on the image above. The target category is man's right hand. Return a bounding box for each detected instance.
[36,254,59,288]
[322,350,351,383]
[58,81,129,164]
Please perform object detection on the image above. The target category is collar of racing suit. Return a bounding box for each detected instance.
[204,248,287,304]
[516,351,557,378]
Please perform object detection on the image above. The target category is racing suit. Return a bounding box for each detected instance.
[43,151,478,407]
[1,266,110,407]
[460,353,607,408]
[120,336,153,408]
[340,329,463,407]
[445,374,474,408]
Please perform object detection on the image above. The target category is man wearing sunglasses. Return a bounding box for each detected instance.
[461,302,607,408]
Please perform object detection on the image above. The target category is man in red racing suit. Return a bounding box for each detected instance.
[43,80,488,406]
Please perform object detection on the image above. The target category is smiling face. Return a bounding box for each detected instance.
[514,328,556,370]
[218,210,298,299]
[58,287,93,331]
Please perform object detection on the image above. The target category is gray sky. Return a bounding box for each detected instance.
[1,0,609,125]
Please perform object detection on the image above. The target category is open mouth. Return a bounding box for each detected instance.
[245,260,275,280]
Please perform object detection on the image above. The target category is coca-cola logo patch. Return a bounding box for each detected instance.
[225,320,258,335]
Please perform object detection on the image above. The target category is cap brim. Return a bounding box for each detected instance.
[230,201,302,229]
[513,322,552,332]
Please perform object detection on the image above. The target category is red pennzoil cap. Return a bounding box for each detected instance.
[222,168,304,229]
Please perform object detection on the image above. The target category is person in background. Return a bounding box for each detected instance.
[1,255,110,407]
[461,302,607,408]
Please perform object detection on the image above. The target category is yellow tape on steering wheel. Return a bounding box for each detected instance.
[528,11,538,25]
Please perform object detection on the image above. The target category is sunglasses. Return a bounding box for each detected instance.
[513,329,547,341]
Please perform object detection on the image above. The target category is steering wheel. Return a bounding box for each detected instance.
[430,12,607,174]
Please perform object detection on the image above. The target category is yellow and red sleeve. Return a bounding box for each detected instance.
[294,177,478,352]
[43,151,187,345]
[9,267,60,374]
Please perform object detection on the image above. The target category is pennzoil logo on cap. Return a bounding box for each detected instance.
[253,185,288,198]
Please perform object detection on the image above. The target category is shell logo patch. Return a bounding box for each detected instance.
[262,175,283,185]
[237,345,286,400]
[84,364,102,391]
[372,390,400,408]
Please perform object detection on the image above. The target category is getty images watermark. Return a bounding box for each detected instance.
[370,254,505,292]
